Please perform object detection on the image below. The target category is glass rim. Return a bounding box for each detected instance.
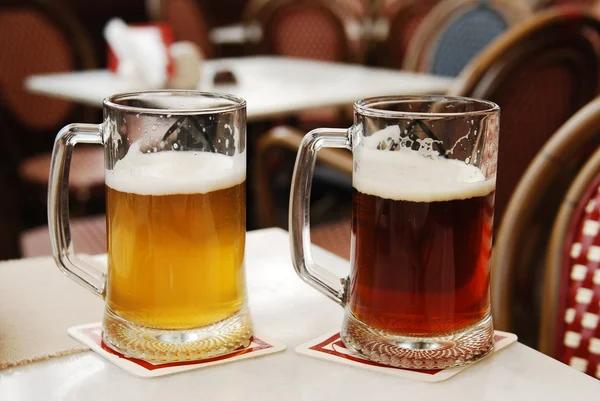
[354,95,499,119]
[103,90,246,114]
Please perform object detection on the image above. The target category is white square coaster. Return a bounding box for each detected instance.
[295,331,517,382]
[69,322,286,377]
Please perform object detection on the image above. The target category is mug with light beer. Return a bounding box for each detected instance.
[290,96,499,369]
[48,91,251,362]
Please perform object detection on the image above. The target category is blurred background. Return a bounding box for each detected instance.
[2,0,600,378]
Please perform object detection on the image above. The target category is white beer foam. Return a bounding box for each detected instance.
[106,147,245,195]
[354,147,494,202]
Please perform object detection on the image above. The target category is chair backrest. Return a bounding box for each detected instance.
[254,125,352,228]
[370,0,439,69]
[155,0,213,58]
[492,97,600,346]
[0,0,96,154]
[450,8,600,236]
[404,0,532,76]
[243,0,366,62]
[541,149,600,379]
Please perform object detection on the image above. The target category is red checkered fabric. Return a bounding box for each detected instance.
[558,174,600,379]
[270,4,345,61]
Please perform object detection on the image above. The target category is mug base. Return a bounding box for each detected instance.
[102,305,253,362]
[341,311,494,370]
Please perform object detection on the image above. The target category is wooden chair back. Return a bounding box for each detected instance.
[370,0,439,69]
[152,0,213,58]
[254,125,352,228]
[541,143,600,343]
[450,8,600,235]
[243,0,366,62]
[0,0,96,156]
[405,0,531,76]
[492,97,600,346]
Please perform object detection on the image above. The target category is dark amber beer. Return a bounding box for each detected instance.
[349,148,494,336]
[289,96,499,369]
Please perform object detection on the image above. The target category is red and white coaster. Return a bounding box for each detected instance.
[296,331,518,382]
[69,322,286,377]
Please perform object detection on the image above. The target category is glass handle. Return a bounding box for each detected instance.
[289,128,351,305]
[48,123,106,298]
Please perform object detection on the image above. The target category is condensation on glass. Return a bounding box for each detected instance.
[48,91,252,362]
[289,96,499,369]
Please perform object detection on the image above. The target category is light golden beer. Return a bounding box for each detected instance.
[105,150,246,330]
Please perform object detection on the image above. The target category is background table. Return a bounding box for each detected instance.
[25,56,453,121]
[1,228,598,400]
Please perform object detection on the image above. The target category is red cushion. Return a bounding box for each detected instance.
[20,215,106,258]
[311,219,351,260]
[558,175,600,379]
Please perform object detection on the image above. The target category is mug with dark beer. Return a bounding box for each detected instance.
[290,96,499,369]
[48,91,252,362]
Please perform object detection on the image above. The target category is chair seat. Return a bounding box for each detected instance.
[311,218,351,260]
[21,215,351,262]
[20,215,106,258]
[297,107,341,126]
[19,146,104,192]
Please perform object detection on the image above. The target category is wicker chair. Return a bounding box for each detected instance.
[254,126,353,259]
[0,0,95,153]
[243,0,366,63]
[404,0,532,76]
[450,7,600,235]
[540,148,600,379]
[20,215,107,258]
[493,97,600,347]
[151,0,214,58]
[369,0,439,69]
[310,218,352,260]
[0,0,104,227]
[243,0,366,128]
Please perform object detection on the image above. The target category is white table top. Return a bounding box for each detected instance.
[1,228,598,400]
[25,56,453,122]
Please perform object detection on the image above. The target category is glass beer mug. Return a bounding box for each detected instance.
[290,96,499,369]
[48,91,252,362]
